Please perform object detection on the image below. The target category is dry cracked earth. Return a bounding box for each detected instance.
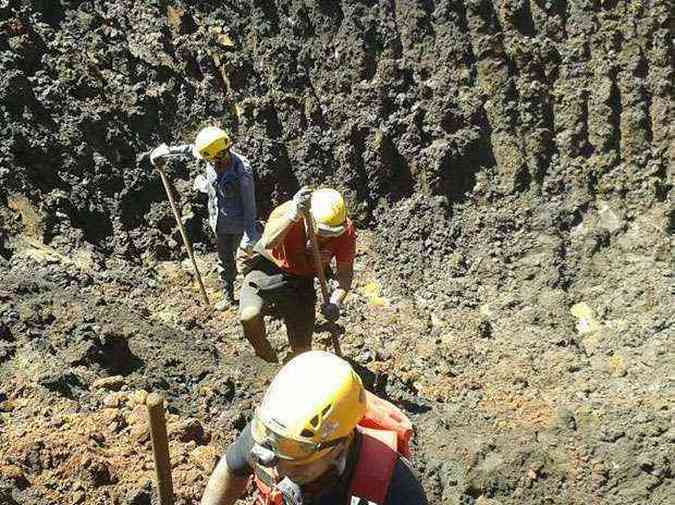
[0,1,673,504]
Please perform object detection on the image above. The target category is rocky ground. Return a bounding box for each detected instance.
[0,1,673,504]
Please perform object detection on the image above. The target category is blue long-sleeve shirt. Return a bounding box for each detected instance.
[168,144,260,249]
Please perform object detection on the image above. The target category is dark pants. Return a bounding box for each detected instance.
[239,258,317,350]
[216,233,242,294]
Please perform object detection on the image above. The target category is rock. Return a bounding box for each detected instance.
[125,480,152,505]
[0,400,16,412]
[37,367,83,397]
[0,321,13,342]
[84,459,114,487]
[102,392,128,408]
[478,319,492,338]
[570,302,602,336]
[554,407,577,432]
[607,355,627,377]
[0,465,30,490]
[166,6,196,35]
[127,405,150,442]
[128,389,148,407]
[598,426,625,442]
[597,201,623,233]
[190,446,219,473]
[92,375,126,392]
[0,343,15,362]
[637,455,654,472]
[170,418,209,444]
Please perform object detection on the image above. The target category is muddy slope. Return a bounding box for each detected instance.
[1,1,673,505]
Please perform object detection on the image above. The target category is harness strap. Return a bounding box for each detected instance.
[348,431,398,505]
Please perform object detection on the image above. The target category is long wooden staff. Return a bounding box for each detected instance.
[155,165,210,307]
[146,394,174,505]
[303,210,342,356]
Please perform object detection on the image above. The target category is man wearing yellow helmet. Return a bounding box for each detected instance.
[200,351,428,505]
[238,187,356,362]
[150,127,261,310]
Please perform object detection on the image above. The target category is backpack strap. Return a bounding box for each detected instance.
[348,430,399,505]
[252,471,284,505]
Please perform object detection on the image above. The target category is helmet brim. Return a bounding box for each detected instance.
[316,222,346,238]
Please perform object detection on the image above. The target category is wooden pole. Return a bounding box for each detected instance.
[303,210,342,356]
[156,166,211,307]
[304,211,330,302]
[146,393,175,505]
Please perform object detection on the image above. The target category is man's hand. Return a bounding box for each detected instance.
[321,302,340,322]
[150,143,170,168]
[286,186,313,222]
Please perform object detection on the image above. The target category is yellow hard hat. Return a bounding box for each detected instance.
[252,351,366,462]
[310,189,347,237]
[193,126,232,160]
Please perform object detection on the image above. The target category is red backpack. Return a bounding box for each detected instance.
[254,391,413,505]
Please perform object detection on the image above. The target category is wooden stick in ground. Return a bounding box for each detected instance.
[156,166,210,307]
[146,393,175,505]
[303,210,342,356]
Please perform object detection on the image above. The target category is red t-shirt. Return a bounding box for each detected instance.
[266,201,357,277]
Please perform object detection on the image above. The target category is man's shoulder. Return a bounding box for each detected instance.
[231,150,253,176]
[269,201,293,220]
[384,457,428,505]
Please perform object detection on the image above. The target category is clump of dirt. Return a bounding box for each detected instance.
[1,1,673,504]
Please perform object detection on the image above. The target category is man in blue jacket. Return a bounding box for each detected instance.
[150,127,260,310]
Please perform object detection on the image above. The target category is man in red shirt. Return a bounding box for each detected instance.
[239,187,356,362]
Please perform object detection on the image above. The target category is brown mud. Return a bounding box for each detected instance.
[0,1,672,504]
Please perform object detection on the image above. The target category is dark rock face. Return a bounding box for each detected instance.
[1,1,668,265]
[0,2,672,505]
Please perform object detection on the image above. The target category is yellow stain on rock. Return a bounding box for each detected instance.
[8,194,44,240]
[570,302,602,335]
[217,34,235,47]
[607,355,627,377]
[360,281,389,307]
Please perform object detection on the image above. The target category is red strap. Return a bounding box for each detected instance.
[253,473,284,505]
[349,432,398,505]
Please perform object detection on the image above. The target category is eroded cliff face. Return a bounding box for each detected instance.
[0,1,672,504]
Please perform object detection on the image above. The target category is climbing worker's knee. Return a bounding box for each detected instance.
[240,305,262,324]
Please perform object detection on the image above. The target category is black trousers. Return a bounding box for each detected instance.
[239,258,317,350]
[216,232,242,293]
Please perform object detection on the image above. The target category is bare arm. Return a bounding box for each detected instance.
[259,203,297,250]
[200,458,249,505]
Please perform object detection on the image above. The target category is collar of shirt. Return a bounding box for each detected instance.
[214,158,241,185]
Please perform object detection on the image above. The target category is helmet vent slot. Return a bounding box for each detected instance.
[300,429,314,438]
[310,415,320,428]
[321,404,331,416]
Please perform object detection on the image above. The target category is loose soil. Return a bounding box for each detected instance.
[0,1,672,504]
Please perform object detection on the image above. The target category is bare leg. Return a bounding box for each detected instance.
[240,309,278,363]
[239,276,278,363]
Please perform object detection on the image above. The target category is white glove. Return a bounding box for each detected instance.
[193,174,209,194]
[150,143,170,167]
[285,186,313,222]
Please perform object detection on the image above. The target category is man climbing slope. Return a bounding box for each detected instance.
[239,187,356,362]
[150,127,260,310]
[200,351,428,505]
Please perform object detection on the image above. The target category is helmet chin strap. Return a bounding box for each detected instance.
[330,443,349,476]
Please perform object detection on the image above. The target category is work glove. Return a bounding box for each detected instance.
[286,186,313,222]
[150,143,170,168]
[193,174,209,194]
[320,302,340,322]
